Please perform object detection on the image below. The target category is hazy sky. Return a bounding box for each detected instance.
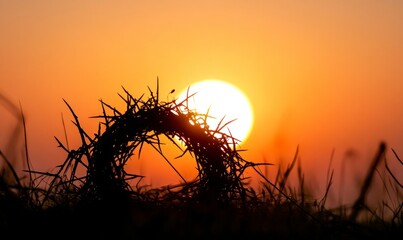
[1,1,402,206]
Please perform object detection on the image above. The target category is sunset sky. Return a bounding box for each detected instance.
[1,1,402,207]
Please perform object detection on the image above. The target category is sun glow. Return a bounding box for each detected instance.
[176,80,254,144]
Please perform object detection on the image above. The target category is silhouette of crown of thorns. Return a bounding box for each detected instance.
[42,82,262,206]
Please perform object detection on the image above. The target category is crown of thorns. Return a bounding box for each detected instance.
[40,82,259,206]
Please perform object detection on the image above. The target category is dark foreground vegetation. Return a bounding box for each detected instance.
[1,84,402,239]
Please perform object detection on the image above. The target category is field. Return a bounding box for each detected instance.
[1,87,402,239]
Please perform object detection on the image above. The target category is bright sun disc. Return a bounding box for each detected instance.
[176,80,254,144]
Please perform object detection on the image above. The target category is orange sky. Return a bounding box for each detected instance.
[1,1,402,208]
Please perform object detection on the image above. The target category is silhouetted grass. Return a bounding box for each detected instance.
[0,83,402,239]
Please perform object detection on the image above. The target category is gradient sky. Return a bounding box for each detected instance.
[1,1,402,207]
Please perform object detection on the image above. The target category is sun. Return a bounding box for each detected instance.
[176,79,254,144]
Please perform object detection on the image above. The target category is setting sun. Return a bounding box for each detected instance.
[176,80,254,144]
